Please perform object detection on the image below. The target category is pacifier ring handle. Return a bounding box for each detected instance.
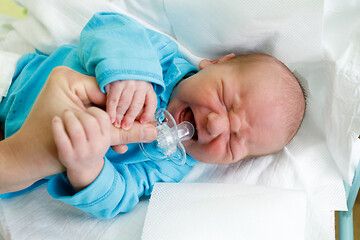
[139,109,194,165]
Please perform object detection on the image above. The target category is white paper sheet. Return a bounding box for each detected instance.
[142,183,307,240]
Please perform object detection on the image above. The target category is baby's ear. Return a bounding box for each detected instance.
[218,53,236,63]
[198,53,236,70]
[198,59,212,70]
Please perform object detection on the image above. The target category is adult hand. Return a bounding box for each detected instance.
[0,66,157,194]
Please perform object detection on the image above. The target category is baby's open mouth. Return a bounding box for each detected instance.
[180,107,198,140]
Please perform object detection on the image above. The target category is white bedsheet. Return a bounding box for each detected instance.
[0,0,359,239]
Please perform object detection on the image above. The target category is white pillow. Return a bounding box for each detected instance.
[162,0,324,64]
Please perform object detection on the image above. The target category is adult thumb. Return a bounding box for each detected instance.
[110,122,157,146]
[48,66,107,109]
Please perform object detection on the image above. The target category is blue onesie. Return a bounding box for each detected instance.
[0,13,198,219]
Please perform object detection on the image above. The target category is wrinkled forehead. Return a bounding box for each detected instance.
[231,59,291,155]
[223,60,286,103]
[223,55,287,88]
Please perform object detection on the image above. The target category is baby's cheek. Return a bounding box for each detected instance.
[205,142,227,161]
[185,141,227,163]
[229,139,248,162]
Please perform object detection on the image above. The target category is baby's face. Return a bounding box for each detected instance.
[167,55,292,164]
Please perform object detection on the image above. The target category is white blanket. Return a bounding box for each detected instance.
[0,0,359,239]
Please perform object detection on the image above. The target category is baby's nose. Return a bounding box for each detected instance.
[206,112,229,138]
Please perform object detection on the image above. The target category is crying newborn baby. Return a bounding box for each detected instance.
[167,52,306,164]
[0,12,306,219]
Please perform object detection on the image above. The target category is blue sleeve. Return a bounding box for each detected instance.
[78,12,170,93]
[47,156,196,219]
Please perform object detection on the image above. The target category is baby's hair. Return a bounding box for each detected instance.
[229,53,307,144]
[278,64,307,143]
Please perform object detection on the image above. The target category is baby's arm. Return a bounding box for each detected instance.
[51,107,111,191]
[47,151,196,219]
[77,13,168,126]
[105,80,157,130]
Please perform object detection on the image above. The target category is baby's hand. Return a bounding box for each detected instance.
[51,107,111,192]
[105,80,157,130]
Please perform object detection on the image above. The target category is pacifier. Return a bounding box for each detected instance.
[139,108,194,165]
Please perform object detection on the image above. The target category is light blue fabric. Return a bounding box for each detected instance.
[0,12,198,219]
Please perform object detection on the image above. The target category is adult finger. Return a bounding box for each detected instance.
[110,121,157,146]
[46,66,107,110]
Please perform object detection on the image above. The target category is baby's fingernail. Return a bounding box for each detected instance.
[119,145,128,154]
[52,116,60,123]
[122,122,131,130]
[141,125,157,142]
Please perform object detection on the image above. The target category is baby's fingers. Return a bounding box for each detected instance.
[111,144,129,154]
[62,110,87,151]
[52,116,73,160]
[75,110,102,142]
[106,85,121,124]
[85,107,111,137]
[115,90,134,128]
[140,90,157,123]
[121,91,146,130]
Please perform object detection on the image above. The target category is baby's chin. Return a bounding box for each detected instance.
[192,156,241,164]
